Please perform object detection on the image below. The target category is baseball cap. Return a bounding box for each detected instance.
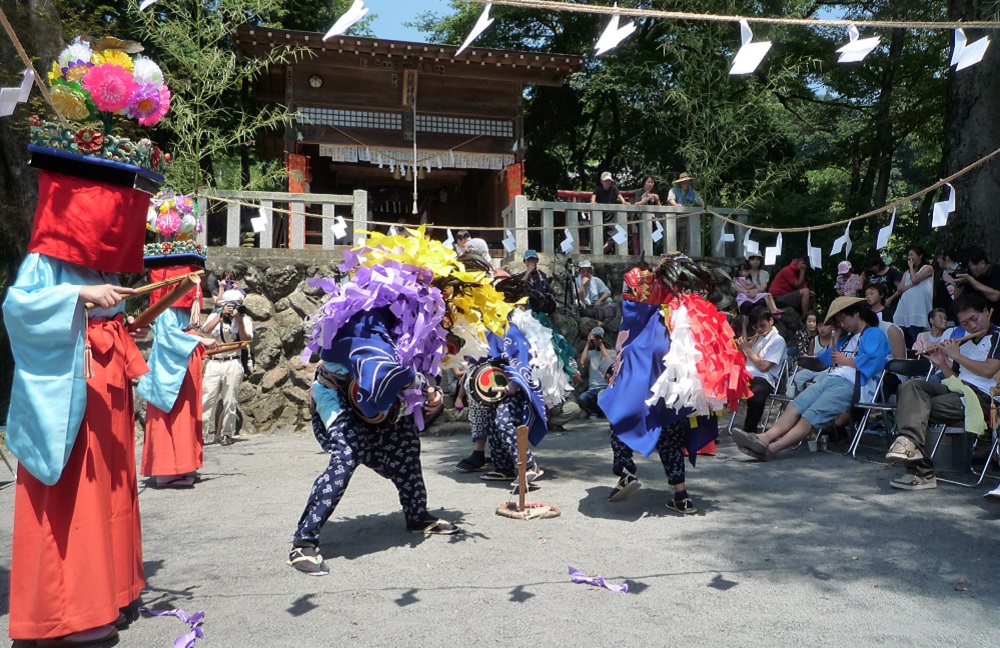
[600,171,612,181]
[591,326,605,336]
[578,259,593,268]
[523,249,539,260]
[837,260,852,274]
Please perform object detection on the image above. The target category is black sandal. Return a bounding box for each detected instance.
[407,518,461,535]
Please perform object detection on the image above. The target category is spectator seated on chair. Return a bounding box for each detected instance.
[885,292,1000,490]
[790,315,837,396]
[912,308,955,384]
[735,307,786,434]
[731,297,889,461]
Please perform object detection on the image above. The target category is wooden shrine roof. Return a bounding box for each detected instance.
[235,26,585,87]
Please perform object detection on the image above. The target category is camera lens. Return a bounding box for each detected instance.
[236,304,247,314]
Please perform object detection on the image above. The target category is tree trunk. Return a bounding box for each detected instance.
[942,1,1000,255]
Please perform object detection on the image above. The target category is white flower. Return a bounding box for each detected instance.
[132,55,164,86]
[179,214,196,234]
[58,38,93,68]
[146,205,157,227]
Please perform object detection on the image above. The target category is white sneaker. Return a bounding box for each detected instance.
[984,485,1000,503]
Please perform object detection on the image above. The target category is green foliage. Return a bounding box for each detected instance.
[130,0,311,193]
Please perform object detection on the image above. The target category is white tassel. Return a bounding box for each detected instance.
[511,310,572,408]
[647,305,713,415]
[440,317,490,372]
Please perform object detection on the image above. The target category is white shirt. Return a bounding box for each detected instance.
[747,326,785,388]
[212,315,254,358]
[958,330,1000,395]
[829,334,862,383]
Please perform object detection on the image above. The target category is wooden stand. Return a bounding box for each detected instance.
[516,425,528,512]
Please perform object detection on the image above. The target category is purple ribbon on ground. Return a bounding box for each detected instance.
[568,566,629,593]
[139,607,205,648]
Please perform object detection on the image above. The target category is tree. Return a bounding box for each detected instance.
[941,1,1000,257]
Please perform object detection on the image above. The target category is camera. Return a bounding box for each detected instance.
[592,333,604,343]
[236,304,247,315]
[952,263,970,277]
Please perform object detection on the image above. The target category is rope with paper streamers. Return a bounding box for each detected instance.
[470,0,1000,30]
[0,7,70,126]
[201,139,1000,235]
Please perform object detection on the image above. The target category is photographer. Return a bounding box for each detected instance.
[951,247,1000,325]
[201,289,254,446]
[578,326,616,418]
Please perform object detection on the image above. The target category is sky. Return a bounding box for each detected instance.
[367,0,453,42]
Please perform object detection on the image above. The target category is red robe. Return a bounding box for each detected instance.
[9,317,147,640]
[141,343,206,476]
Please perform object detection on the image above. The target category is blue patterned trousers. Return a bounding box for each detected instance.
[610,419,688,485]
[487,391,534,474]
[293,410,428,547]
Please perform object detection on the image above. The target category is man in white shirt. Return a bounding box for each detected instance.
[201,289,254,446]
[736,307,786,434]
[576,260,616,319]
[887,292,1000,490]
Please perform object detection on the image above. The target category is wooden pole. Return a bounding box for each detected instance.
[85,269,205,310]
[516,424,528,512]
[127,273,201,331]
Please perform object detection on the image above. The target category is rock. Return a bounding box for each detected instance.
[288,357,314,388]
[273,308,300,332]
[261,366,289,392]
[251,325,283,372]
[243,393,286,429]
[550,312,579,342]
[603,314,622,336]
[263,265,302,301]
[274,297,290,313]
[578,317,600,339]
[282,322,306,356]
[239,381,258,402]
[282,384,309,405]
[287,291,321,318]
[242,293,274,321]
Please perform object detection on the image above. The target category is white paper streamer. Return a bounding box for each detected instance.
[951,28,991,71]
[837,24,880,63]
[0,69,33,117]
[764,233,783,267]
[830,222,852,257]
[730,19,772,75]
[511,310,572,408]
[932,183,955,228]
[646,306,721,415]
[331,216,348,240]
[807,232,822,271]
[502,229,517,253]
[456,2,494,56]
[594,3,637,56]
[323,0,369,40]
[743,228,760,258]
[876,207,896,249]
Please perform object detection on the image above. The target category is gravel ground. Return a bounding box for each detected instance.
[2,420,1000,647]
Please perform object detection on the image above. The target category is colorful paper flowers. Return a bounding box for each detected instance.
[48,36,171,127]
[147,190,201,240]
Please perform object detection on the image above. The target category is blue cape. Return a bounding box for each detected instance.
[319,308,415,418]
[486,324,548,445]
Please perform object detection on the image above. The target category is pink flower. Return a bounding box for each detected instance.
[127,83,161,121]
[156,209,181,237]
[82,63,137,113]
[138,85,170,126]
[175,195,194,214]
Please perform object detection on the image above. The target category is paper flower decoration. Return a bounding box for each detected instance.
[148,190,201,240]
[47,36,171,128]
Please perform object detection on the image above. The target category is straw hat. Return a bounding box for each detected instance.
[824,296,866,324]
[674,172,695,184]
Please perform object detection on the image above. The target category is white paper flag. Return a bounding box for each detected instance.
[139,0,158,9]
[331,216,348,241]
[652,221,664,243]
[743,228,760,257]
[560,228,575,254]
[502,229,517,253]
[830,222,852,257]
[0,69,33,117]
[764,233,783,266]
[876,207,896,250]
[730,20,772,75]
[323,0,369,40]
[594,4,637,56]
[715,228,736,252]
[456,2,494,56]
[836,24,880,63]
[251,208,268,233]
[951,28,991,71]
[807,232,822,271]
[443,228,455,250]
[932,183,955,228]
[611,224,627,246]
[388,225,399,237]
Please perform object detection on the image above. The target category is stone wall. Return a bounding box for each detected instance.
[201,248,743,434]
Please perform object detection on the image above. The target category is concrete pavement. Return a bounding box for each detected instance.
[2,420,1000,647]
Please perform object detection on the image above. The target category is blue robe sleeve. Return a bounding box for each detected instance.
[856,327,891,382]
[2,254,89,485]
[499,323,548,445]
[136,307,200,412]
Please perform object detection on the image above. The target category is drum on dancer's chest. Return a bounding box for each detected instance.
[470,362,509,405]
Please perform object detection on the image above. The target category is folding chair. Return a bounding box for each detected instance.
[926,399,1000,488]
[847,358,932,459]
[726,354,792,435]
[0,426,16,477]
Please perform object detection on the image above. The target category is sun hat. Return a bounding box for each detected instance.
[837,260,852,274]
[674,172,695,183]
[824,296,866,324]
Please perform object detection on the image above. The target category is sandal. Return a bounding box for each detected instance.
[154,475,195,488]
[666,497,698,515]
[481,471,515,481]
[408,519,461,535]
[456,453,489,473]
[287,546,330,576]
[216,435,234,446]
